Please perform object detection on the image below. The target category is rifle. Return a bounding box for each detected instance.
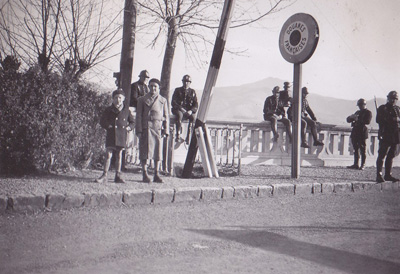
[374,96,378,112]
[374,95,383,139]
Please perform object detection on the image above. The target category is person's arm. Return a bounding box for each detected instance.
[135,99,143,137]
[306,101,317,121]
[190,89,198,114]
[346,111,357,123]
[162,98,170,137]
[362,110,372,125]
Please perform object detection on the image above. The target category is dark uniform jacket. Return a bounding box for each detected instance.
[100,105,135,148]
[376,103,400,144]
[347,108,372,140]
[263,95,286,120]
[301,98,316,120]
[287,98,316,122]
[130,81,149,108]
[171,87,198,113]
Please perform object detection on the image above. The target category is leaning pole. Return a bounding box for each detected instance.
[181,0,236,178]
[278,13,319,178]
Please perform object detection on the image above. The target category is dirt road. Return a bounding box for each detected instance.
[1,192,400,274]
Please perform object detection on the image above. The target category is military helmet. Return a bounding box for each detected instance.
[182,74,192,82]
[138,70,150,78]
[301,87,308,95]
[272,86,280,94]
[357,98,366,106]
[387,90,398,99]
[284,81,291,87]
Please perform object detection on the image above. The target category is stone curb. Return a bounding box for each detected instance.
[1,181,398,214]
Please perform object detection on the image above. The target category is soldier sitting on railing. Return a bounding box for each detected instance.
[288,87,324,148]
[263,86,292,142]
[171,74,198,144]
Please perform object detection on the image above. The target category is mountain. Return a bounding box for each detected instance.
[197,77,385,129]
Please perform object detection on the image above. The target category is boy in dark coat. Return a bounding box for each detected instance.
[96,88,135,183]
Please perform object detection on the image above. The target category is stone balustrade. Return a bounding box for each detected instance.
[126,118,400,175]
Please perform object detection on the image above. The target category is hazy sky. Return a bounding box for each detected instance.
[93,0,400,101]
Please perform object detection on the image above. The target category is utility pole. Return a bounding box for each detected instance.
[119,0,137,106]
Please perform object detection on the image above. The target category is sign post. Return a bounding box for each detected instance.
[279,13,319,178]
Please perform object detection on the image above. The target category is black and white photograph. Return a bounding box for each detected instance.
[1,0,400,273]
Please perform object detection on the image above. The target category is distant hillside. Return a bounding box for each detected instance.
[197,77,386,129]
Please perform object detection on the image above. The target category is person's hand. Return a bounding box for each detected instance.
[126,126,132,131]
[136,132,142,138]
[186,110,193,116]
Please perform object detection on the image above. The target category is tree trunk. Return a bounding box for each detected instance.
[160,17,178,104]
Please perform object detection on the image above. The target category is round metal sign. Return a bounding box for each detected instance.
[279,13,319,64]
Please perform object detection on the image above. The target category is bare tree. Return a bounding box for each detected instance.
[136,0,293,100]
[0,0,123,77]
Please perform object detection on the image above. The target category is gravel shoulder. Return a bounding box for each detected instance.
[1,164,395,196]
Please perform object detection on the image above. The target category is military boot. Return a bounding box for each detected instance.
[384,174,399,182]
[376,172,385,183]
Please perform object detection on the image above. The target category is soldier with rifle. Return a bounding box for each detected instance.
[376,91,400,183]
[346,98,372,170]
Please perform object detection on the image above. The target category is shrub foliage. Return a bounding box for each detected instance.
[0,63,110,175]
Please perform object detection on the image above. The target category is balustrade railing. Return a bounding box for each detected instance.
[125,118,400,175]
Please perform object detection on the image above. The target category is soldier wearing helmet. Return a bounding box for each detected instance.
[376,90,400,183]
[263,86,292,142]
[130,70,150,108]
[171,74,198,144]
[288,87,324,148]
[346,98,372,170]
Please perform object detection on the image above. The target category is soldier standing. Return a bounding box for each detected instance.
[376,91,400,183]
[280,81,292,107]
[130,70,150,108]
[346,99,372,170]
[263,86,292,142]
[171,75,198,144]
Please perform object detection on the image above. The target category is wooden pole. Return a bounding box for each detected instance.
[291,63,302,178]
[182,0,236,178]
[120,0,137,107]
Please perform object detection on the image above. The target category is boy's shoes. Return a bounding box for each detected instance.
[95,173,107,183]
[359,165,365,170]
[376,173,385,183]
[114,173,126,184]
[384,174,400,182]
[142,174,151,183]
[153,175,163,183]
[347,164,359,169]
[313,140,324,146]
[301,142,310,148]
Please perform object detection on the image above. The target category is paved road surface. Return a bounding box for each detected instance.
[1,192,400,274]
